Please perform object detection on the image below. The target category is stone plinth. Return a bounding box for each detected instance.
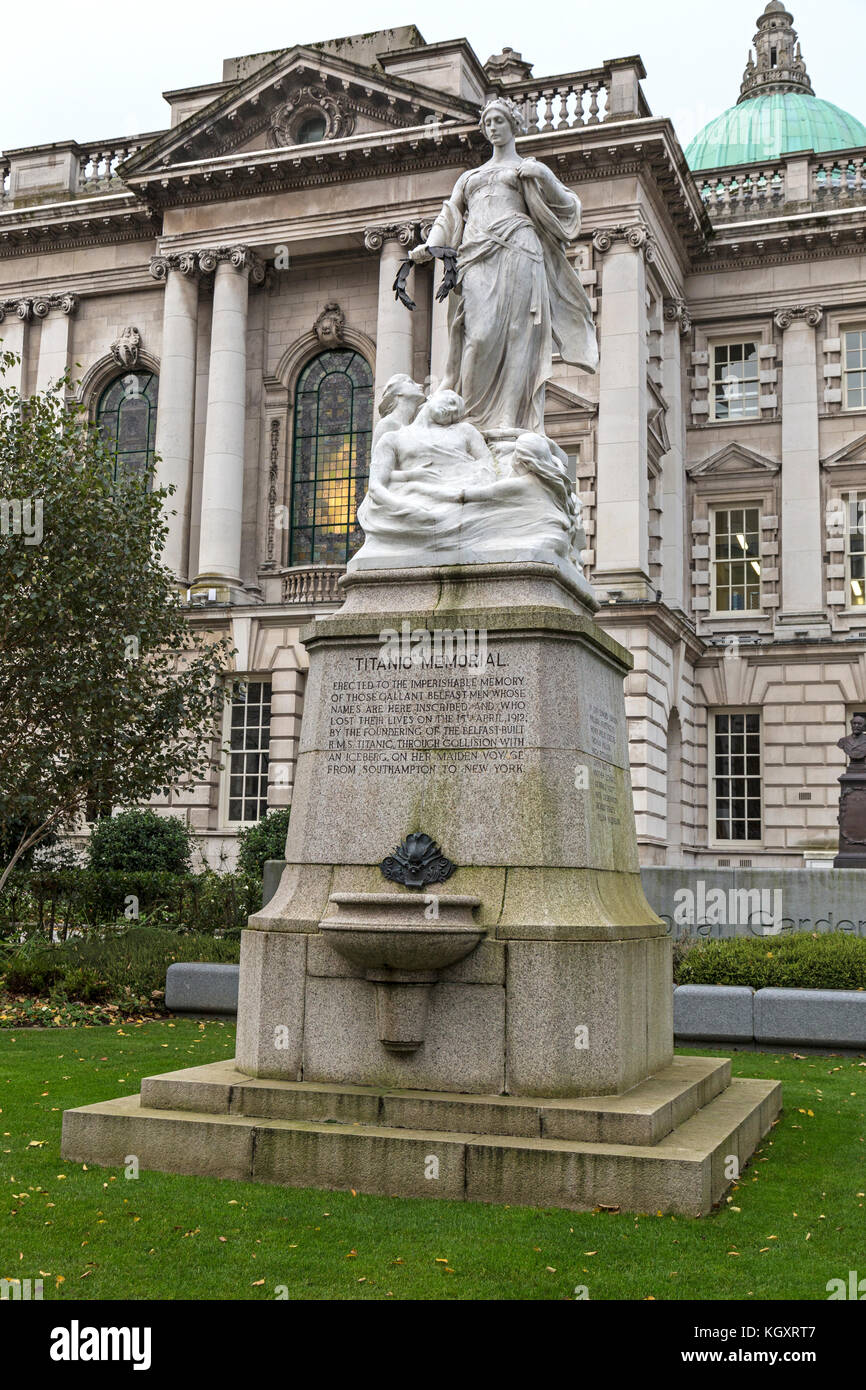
[834,767,866,869]
[242,560,670,1098]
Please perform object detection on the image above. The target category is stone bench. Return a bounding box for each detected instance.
[165,963,239,1016]
[674,984,866,1049]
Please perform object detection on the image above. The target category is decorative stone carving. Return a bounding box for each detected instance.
[110,326,141,369]
[264,417,280,569]
[363,224,415,253]
[592,223,656,262]
[31,292,78,318]
[269,86,355,148]
[149,252,198,281]
[774,304,824,330]
[664,297,692,335]
[313,302,345,347]
[353,386,588,581]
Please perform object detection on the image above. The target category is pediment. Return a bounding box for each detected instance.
[123,46,478,177]
[545,381,597,417]
[687,441,780,478]
[822,432,866,469]
[647,378,671,467]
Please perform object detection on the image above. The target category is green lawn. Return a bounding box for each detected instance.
[1,1021,863,1300]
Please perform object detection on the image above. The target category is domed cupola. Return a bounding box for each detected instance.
[686,3,866,171]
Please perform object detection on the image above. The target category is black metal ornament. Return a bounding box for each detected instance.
[429,245,459,301]
[380,832,456,888]
[392,259,416,311]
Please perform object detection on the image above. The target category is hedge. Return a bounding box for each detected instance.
[674,932,866,991]
[0,868,261,939]
[0,926,240,1014]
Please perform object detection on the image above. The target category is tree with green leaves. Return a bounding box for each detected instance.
[0,351,232,890]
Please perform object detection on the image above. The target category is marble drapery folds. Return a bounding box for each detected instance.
[427,157,598,434]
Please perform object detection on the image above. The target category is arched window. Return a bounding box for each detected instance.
[290,349,373,565]
[95,372,159,481]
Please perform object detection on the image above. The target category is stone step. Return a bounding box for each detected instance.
[62,1075,781,1216]
[139,1055,731,1147]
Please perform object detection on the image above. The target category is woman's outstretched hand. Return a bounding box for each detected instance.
[409,244,433,264]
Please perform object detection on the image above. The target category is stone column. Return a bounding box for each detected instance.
[364,224,415,406]
[593,226,652,598]
[149,253,200,582]
[775,304,825,626]
[194,246,264,592]
[0,300,30,394]
[34,293,78,398]
[661,298,689,611]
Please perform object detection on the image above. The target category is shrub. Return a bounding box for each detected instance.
[236,809,290,879]
[0,926,241,1011]
[674,931,866,991]
[0,867,260,938]
[88,810,192,874]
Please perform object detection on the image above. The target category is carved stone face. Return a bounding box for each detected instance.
[425,390,463,426]
[483,110,513,147]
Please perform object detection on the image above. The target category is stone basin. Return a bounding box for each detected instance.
[318,892,484,1051]
[319,891,484,972]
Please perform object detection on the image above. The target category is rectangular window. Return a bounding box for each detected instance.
[847,493,866,607]
[712,506,762,612]
[225,679,271,824]
[712,711,762,843]
[710,341,760,421]
[843,328,866,410]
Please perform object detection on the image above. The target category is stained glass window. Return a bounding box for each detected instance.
[95,372,159,482]
[290,349,373,565]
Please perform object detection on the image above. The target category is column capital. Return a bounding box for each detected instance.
[364,223,415,253]
[663,297,691,335]
[0,299,28,323]
[774,303,823,331]
[592,223,656,262]
[199,244,266,282]
[149,251,199,281]
[31,292,79,318]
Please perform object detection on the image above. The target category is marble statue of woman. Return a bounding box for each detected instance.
[409,95,598,435]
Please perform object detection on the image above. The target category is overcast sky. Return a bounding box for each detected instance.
[3,0,863,154]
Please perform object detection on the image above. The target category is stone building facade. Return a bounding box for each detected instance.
[3,7,866,869]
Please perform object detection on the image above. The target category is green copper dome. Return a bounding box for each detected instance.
[686,92,866,171]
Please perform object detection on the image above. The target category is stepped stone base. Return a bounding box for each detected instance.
[61,1055,781,1216]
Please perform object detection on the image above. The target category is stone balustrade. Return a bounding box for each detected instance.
[282,565,345,604]
[77,137,159,192]
[697,150,866,221]
[696,164,787,218]
[506,58,649,132]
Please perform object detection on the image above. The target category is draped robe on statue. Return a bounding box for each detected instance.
[430,158,598,433]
